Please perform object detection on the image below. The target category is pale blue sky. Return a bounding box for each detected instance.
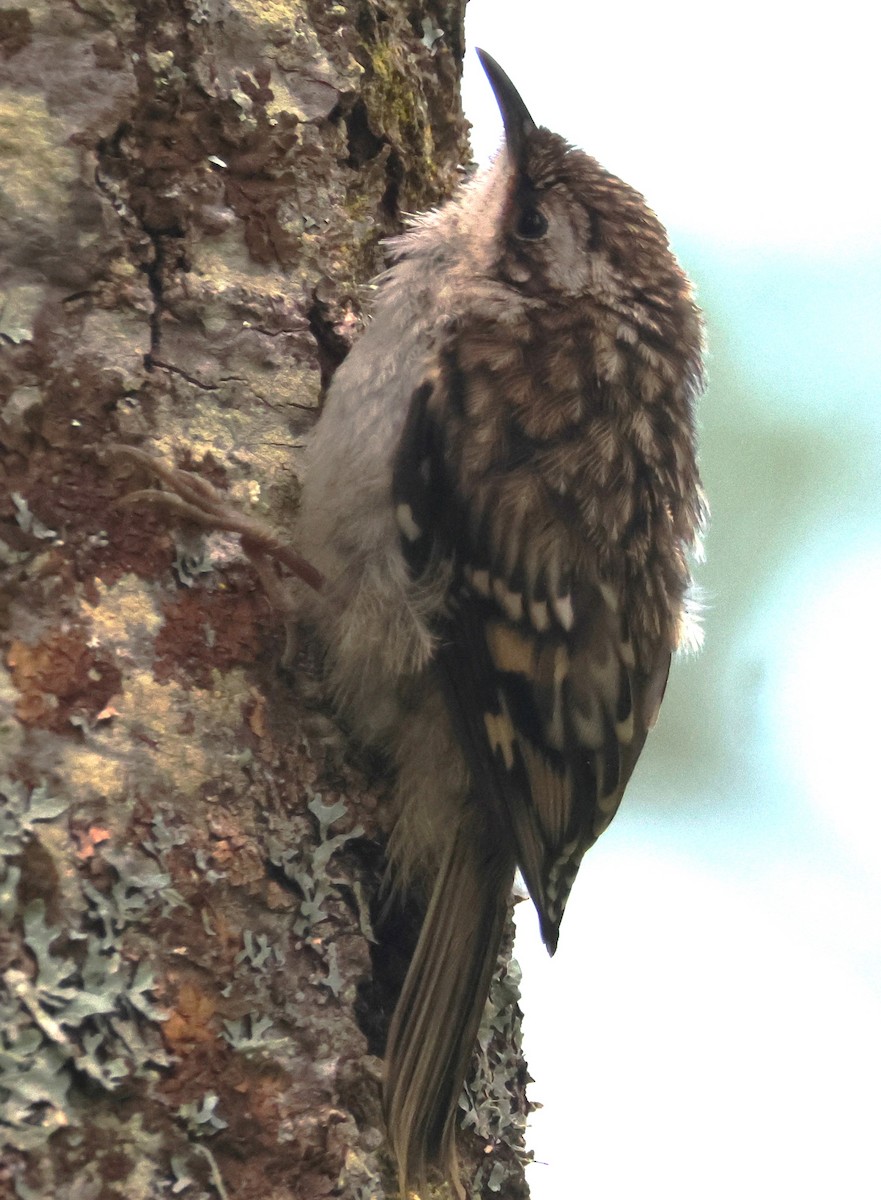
[461,3,881,1196]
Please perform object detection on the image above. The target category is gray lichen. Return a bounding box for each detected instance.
[0,782,169,1155]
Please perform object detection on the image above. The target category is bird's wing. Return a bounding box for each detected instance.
[392,374,669,950]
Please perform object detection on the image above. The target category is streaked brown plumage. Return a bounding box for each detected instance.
[293,49,707,1196]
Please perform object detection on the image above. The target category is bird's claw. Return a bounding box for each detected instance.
[106,444,325,594]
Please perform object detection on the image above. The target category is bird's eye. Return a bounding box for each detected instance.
[515,205,548,240]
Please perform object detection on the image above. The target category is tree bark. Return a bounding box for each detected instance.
[0,2,529,1197]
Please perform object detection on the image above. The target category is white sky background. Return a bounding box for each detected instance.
[461,3,881,1197]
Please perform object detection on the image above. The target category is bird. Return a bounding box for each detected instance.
[294,48,707,1197]
[112,47,706,1199]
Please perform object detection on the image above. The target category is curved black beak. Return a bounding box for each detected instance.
[475,48,537,168]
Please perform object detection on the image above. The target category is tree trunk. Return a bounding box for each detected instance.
[0,2,529,1197]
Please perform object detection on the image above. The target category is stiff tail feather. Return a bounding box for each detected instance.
[383,817,514,1196]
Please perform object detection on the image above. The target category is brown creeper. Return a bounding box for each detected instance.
[296,49,707,1196]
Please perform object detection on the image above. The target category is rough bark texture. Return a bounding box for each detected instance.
[0,3,530,1198]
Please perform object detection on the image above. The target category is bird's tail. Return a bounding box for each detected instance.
[383,816,514,1196]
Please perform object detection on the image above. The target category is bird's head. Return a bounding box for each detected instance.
[474,49,699,351]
